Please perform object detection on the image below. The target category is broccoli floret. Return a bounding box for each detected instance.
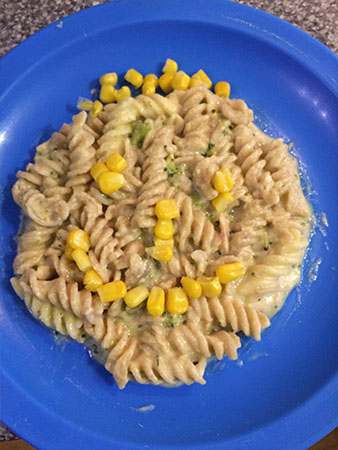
[130,120,152,148]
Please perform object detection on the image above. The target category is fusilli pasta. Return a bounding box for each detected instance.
[11,85,311,388]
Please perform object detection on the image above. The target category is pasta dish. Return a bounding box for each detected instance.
[10,64,311,389]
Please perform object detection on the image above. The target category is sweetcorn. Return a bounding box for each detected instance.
[147,287,165,317]
[97,280,127,303]
[166,287,189,314]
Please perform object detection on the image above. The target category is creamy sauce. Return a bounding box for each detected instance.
[321,213,328,227]
[130,404,155,413]
[11,85,315,389]
[85,337,108,365]
[308,257,322,283]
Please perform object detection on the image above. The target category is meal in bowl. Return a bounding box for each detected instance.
[10,60,311,388]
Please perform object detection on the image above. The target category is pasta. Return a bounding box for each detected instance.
[11,84,311,389]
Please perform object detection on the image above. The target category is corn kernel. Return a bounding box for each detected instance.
[212,168,234,193]
[125,286,149,308]
[220,168,234,190]
[216,262,245,284]
[115,86,131,102]
[155,199,179,220]
[215,81,231,98]
[124,69,143,89]
[98,171,124,194]
[89,100,103,118]
[198,276,222,297]
[154,219,174,240]
[144,74,159,86]
[212,170,226,193]
[142,81,156,96]
[65,242,74,260]
[68,229,90,252]
[212,192,234,212]
[189,77,203,88]
[99,84,116,104]
[166,287,189,315]
[97,280,127,303]
[106,152,127,173]
[147,286,165,317]
[78,99,93,111]
[162,58,178,74]
[72,249,92,272]
[153,237,174,247]
[90,162,109,182]
[147,245,173,262]
[192,69,212,89]
[99,72,118,86]
[83,268,103,292]
[159,73,174,93]
[181,277,202,299]
[171,71,190,90]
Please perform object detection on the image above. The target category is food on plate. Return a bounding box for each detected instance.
[11,60,311,388]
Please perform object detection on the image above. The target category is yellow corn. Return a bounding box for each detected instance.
[153,237,174,247]
[144,74,159,86]
[78,99,93,111]
[72,249,92,272]
[90,162,109,182]
[147,245,173,262]
[220,168,234,190]
[189,77,203,88]
[89,100,103,118]
[212,192,234,212]
[159,73,174,93]
[124,286,149,308]
[99,84,116,103]
[97,171,124,194]
[216,262,245,284]
[198,276,222,297]
[115,86,131,102]
[97,280,127,303]
[215,81,231,98]
[147,286,165,317]
[212,168,234,193]
[171,71,190,90]
[99,72,118,86]
[67,229,90,252]
[166,287,189,314]
[124,69,143,89]
[155,199,179,220]
[106,152,127,173]
[162,58,178,74]
[181,277,202,300]
[154,219,174,240]
[212,170,226,193]
[83,268,103,292]
[142,81,156,96]
[65,242,74,260]
[192,69,212,89]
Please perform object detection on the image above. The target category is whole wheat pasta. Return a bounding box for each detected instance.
[11,85,312,389]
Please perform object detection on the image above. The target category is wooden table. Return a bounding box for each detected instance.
[0,428,337,450]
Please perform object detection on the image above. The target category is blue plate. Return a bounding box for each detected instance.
[1,1,337,449]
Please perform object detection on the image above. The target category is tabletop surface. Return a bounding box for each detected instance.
[1,0,338,57]
[0,0,337,445]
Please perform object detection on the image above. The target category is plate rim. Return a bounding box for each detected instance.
[0,1,338,449]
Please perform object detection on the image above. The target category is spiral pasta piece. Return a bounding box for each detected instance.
[11,278,85,341]
[19,270,104,324]
[132,126,175,228]
[188,296,270,341]
[65,111,96,190]
[170,322,241,360]
[12,125,71,207]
